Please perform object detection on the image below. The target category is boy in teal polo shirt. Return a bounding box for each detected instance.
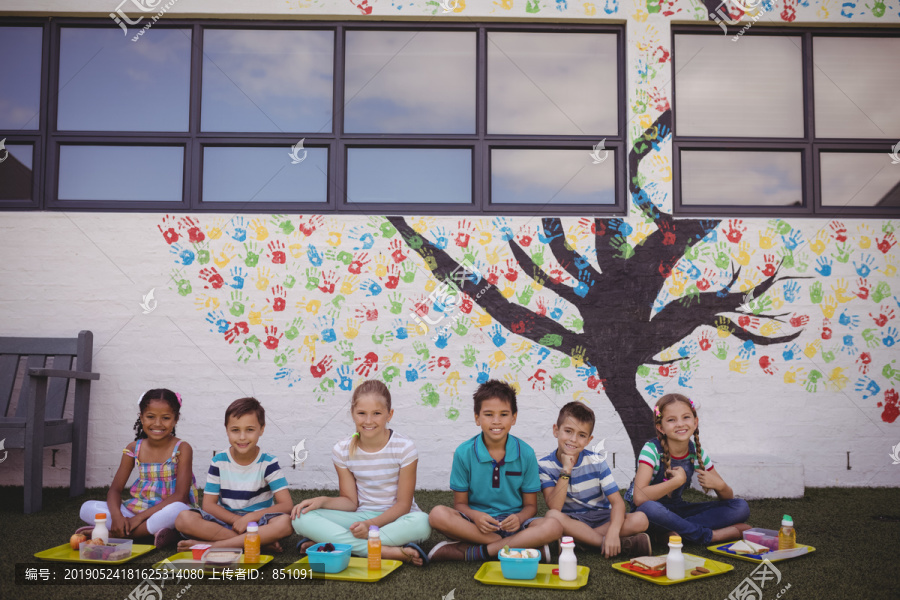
[428,380,563,562]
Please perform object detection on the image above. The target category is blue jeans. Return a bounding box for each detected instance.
[636,498,750,545]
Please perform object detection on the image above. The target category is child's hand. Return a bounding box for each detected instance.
[499,514,521,533]
[291,497,324,519]
[559,453,577,473]
[666,466,687,486]
[696,468,725,493]
[109,515,126,538]
[602,532,621,558]
[349,521,372,539]
[232,514,252,534]
[474,512,502,535]
[123,514,144,536]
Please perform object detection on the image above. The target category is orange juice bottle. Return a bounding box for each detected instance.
[244,521,260,563]
[778,515,796,550]
[367,526,381,570]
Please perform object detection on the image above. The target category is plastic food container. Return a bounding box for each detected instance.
[743,528,779,552]
[79,538,133,561]
[306,543,352,574]
[498,548,541,580]
[201,548,243,565]
[191,544,211,560]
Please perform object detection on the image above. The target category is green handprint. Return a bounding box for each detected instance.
[636,365,651,378]
[387,293,404,315]
[751,295,772,316]
[550,373,571,393]
[379,220,397,238]
[462,345,477,367]
[551,356,571,369]
[284,317,303,340]
[283,274,297,289]
[684,241,700,262]
[872,281,891,303]
[382,365,400,382]
[452,318,468,337]
[243,241,260,267]
[611,237,635,260]
[862,328,880,348]
[539,334,563,347]
[832,242,851,264]
[883,221,896,234]
[806,369,823,392]
[769,219,792,235]
[809,282,824,304]
[531,246,545,267]
[882,361,899,382]
[196,247,210,265]
[713,341,728,360]
[680,283,700,306]
[335,250,353,265]
[319,377,335,392]
[304,268,320,291]
[445,406,460,421]
[371,327,385,345]
[821,347,836,363]
[420,383,439,407]
[713,242,730,270]
[274,348,294,368]
[272,215,295,235]
[228,290,247,317]
[407,234,424,250]
[462,247,478,266]
[336,340,354,365]
[413,341,430,361]
[517,286,534,305]
[795,253,810,273]
[777,247,795,270]
[400,262,417,284]
[565,315,584,332]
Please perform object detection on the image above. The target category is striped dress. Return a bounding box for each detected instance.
[123,438,198,513]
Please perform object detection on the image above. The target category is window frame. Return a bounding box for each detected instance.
[0,18,627,215]
[671,25,900,218]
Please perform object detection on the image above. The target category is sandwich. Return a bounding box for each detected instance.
[630,556,668,570]
[730,540,769,555]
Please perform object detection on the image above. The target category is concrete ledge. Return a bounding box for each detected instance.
[691,454,805,499]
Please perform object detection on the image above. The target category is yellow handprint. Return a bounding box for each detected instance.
[784,366,805,384]
[729,356,748,373]
[820,294,837,318]
[205,219,225,240]
[296,298,321,315]
[213,243,236,268]
[489,351,507,369]
[832,278,853,304]
[732,241,753,267]
[248,304,273,326]
[804,340,820,359]
[342,318,360,339]
[810,230,828,255]
[194,294,219,310]
[254,266,273,291]
[340,275,359,295]
[759,228,776,250]
[827,367,848,391]
[249,218,268,241]
[760,320,781,336]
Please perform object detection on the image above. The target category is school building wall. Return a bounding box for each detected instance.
[1,0,898,499]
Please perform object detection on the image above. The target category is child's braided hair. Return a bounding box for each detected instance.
[654,393,705,480]
[134,389,181,440]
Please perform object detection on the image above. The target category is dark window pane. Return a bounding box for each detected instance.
[488,32,618,136]
[0,144,34,201]
[491,149,615,205]
[674,35,803,138]
[347,148,471,204]
[58,28,191,131]
[203,146,328,203]
[0,27,42,130]
[820,153,900,208]
[814,37,900,139]
[58,146,183,201]
[202,29,334,133]
[680,151,802,206]
[344,31,475,134]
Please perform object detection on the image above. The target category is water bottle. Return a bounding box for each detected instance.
[778,515,796,550]
[92,513,109,544]
[244,521,260,563]
[558,536,578,581]
[368,526,381,570]
[666,535,685,580]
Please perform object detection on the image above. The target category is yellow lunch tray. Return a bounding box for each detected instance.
[707,542,816,563]
[283,556,402,582]
[612,553,733,586]
[473,562,590,589]
[154,552,273,573]
[35,542,155,565]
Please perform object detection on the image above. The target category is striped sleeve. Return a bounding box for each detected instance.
[696,446,714,471]
[204,453,226,496]
[598,460,619,497]
[332,440,349,470]
[399,439,418,469]
[637,441,660,470]
[263,455,288,492]
[538,452,559,490]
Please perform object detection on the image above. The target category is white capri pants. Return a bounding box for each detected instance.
[80,500,191,534]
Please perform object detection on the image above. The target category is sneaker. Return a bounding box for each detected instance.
[621,533,652,558]
[428,541,467,562]
[542,543,552,563]
[153,527,179,549]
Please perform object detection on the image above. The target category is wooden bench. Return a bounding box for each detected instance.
[0,331,100,513]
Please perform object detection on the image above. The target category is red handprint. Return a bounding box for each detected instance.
[356,304,378,322]
[789,314,809,328]
[829,220,848,243]
[857,352,872,374]
[199,267,225,289]
[658,256,678,278]
[871,307,895,327]
[724,219,745,244]
[224,321,249,343]
[455,219,473,247]
[310,356,333,378]
[780,0,797,21]
[486,266,500,286]
[821,319,832,340]
[355,351,379,376]
[698,331,712,351]
[318,270,338,294]
[389,239,407,263]
[535,298,548,317]
[298,215,323,237]
[267,240,286,265]
[877,233,896,254]
[504,259,518,282]
[348,252,370,275]
[529,368,547,390]
[659,221,676,246]
[758,254,777,278]
[649,85,670,111]
[263,326,282,350]
[384,265,400,289]
[413,296,429,317]
[268,285,286,312]
[855,278,869,300]
[179,216,205,244]
[586,376,605,390]
[459,294,473,314]
[658,364,677,378]
[738,315,760,329]
[549,268,567,284]
[759,356,777,375]
[158,215,180,244]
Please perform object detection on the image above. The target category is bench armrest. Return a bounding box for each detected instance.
[27,368,100,381]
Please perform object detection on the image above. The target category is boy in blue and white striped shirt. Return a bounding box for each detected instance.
[539,402,651,558]
[175,397,293,551]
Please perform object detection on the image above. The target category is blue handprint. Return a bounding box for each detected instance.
[274,367,300,387]
[432,226,450,250]
[782,344,801,361]
[320,316,337,343]
[405,362,426,383]
[841,335,858,356]
[337,365,353,391]
[855,376,879,399]
[608,219,633,237]
[536,346,551,364]
[434,329,452,349]
[815,256,832,277]
[853,254,874,278]
[838,311,859,329]
[650,123,671,151]
[884,326,898,347]
[576,364,598,379]
[361,279,382,297]
[739,339,756,360]
[574,271,594,298]
[170,244,195,266]
[490,325,507,348]
[492,217,514,242]
[538,220,564,244]
[307,244,323,267]
[644,382,664,398]
[698,220,718,243]
[228,266,246,289]
[229,217,247,242]
[678,369,694,388]
[476,362,491,384]
[684,261,701,281]
[348,226,375,250]
[783,281,801,303]
[679,340,698,358]
[781,230,803,251]
[393,319,409,341]
[574,255,590,271]
[206,310,230,334]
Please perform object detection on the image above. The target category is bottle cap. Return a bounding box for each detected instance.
[669,535,682,544]
[782,514,793,526]
[369,525,380,536]
[95,513,107,520]
[247,521,259,532]
[561,536,574,544]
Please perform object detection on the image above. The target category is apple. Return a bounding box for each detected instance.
[70,533,87,550]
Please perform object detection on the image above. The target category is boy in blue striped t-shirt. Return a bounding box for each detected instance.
[176,397,293,551]
[539,402,651,558]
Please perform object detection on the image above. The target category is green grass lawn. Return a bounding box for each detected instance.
[2,486,897,600]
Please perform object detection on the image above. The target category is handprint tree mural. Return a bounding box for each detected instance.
[388,110,809,457]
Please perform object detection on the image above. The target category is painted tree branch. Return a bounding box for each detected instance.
[508,239,583,307]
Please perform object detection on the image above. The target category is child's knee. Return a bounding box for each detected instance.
[627,511,649,529]
[175,510,197,531]
[428,505,453,529]
[267,514,293,537]
[731,498,750,522]
[636,500,665,518]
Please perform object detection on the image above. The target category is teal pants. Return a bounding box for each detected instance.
[292,509,431,556]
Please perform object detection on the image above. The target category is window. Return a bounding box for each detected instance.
[672,27,900,216]
[0,19,625,214]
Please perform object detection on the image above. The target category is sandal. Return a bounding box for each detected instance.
[295,537,314,555]
[153,527,179,549]
[74,526,93,536]
[401,542,429,566]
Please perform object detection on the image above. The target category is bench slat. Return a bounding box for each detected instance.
[0,338,79,355]
[0,355,19,418]
[14,356,47,419]
[45,356,73,421]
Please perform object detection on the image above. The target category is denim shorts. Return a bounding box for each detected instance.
[180,508,285,537]
[459,511,537,538]
[566,509,612,529]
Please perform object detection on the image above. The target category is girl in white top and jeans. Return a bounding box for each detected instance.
[291,380,432,565]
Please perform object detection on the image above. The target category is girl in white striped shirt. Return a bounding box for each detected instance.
[290,380,432,565]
